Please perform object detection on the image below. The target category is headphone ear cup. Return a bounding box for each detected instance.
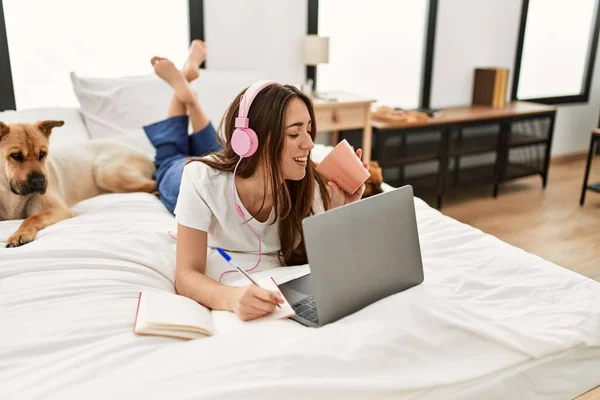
[232,128,259,158]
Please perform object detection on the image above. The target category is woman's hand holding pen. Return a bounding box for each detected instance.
[229,285,284,321]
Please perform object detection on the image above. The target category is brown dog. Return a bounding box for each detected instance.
[363,161,384,198]
[0,120,156,247]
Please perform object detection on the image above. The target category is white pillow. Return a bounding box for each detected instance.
[0,107,90,148]
[70,70,266,159]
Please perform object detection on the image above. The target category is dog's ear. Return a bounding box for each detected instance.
[36,120,64,137]
[0,121,8,141]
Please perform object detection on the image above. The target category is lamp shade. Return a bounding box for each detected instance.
[304,35,329,65]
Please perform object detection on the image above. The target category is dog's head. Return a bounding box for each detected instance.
[364,161,384,198]
[0,120,64,195]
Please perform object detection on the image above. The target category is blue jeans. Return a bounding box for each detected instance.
[143,115,222,213]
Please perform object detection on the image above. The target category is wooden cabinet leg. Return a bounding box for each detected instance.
[438,127,450,210]
[362,111,373,163]
[494,119,510,199]
[542,112,556,190]
[453,128,461,187]
[580,134,596,206]
[330,131,339,146]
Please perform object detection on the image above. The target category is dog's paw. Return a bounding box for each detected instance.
[5,230,36,248]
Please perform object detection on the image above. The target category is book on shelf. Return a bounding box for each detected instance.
[472,67,509,108]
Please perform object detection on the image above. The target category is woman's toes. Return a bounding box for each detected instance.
[150,56,164,66]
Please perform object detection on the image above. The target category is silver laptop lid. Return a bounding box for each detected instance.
[302,185,424,325]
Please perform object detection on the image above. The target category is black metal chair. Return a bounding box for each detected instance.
[580,128,600,205]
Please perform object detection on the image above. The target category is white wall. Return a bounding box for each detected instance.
[205,0,599,155]
[316,0,427,108]
[204,0,306,86]
[430,0,600,156]
[430,0,522,109]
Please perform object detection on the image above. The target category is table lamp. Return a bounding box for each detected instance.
[303,35,329,96]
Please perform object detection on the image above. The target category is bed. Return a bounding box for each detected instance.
[1,77,600,399]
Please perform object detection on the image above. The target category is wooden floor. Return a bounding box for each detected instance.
[577,386,600,400]
[437,155,600,283]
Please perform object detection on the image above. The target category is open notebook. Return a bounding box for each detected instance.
[134,277,296,340]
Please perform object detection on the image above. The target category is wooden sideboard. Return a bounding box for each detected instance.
[340,101,557,208]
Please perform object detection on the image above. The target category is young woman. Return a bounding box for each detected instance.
[144,41,367,321]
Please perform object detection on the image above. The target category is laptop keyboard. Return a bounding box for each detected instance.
[292,296,319,324]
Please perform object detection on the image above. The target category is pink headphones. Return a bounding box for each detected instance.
[220,80,278,282]
[231,80,277,159]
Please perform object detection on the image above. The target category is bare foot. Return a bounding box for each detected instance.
[151,57,196,104]
[183,40,206,82]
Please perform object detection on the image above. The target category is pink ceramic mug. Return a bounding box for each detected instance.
[315,139,370,194]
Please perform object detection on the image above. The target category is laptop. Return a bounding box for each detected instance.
[279,185,424,327]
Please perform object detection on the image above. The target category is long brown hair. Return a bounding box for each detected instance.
[189,83,330,265]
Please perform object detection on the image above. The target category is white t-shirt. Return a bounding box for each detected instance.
[174,160,325,280]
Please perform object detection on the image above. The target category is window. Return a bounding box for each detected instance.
[512,0,600,104]
[4,0,189,110]
[311,0,432,109]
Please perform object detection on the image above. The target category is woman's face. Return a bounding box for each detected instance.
[280,97,315,181]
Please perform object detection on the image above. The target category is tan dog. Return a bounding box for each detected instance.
[363,161,384,198]
[0,120,156,247]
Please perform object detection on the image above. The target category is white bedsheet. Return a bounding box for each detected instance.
[1,192,599,400]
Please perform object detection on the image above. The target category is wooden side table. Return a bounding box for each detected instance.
[311,93,375,162]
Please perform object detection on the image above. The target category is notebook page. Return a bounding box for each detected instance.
[137,290,216,335]
[212,277,296,334]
